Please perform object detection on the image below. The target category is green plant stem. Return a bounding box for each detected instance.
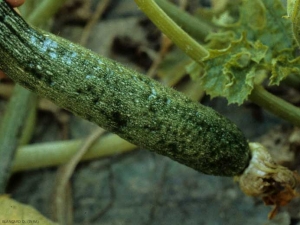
[79,0,111,46]
[12,134,136,172]
[19,98,37,146]
[0,86,36,194]
[19,0,38,19]
[26,0,68,27]
[53,129,105,224]
[249,85,300,127]
[135,0,209,62]
[154,0,213,41]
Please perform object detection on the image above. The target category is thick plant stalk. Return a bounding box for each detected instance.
[154,0,213,41]
[0,0,250,176]
[26,0,68,27]
[0,86,35,193]
[249,85,300,127]
[135,0,209,62]
[12,133,136,172]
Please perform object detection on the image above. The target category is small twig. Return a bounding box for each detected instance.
[147,0,188,78]
[52,128,105,224]
[79,0,111,46]
[147,35,172,78]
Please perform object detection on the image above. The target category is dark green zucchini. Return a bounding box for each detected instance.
[0,0,250,176]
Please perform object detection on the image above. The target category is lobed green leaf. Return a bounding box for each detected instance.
[189,0,297,104]
[201,34,268,104]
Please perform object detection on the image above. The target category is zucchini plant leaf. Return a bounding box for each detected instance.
[189,0,295,104]
[205,31,236,49]
[239,0,292,59]
[211,0,292,55]
[200,34,268,104]
[271,53,300,85]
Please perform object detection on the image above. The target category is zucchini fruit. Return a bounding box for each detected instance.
[0,0,250,176]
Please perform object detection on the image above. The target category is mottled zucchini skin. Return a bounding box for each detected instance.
[0,0,250,176]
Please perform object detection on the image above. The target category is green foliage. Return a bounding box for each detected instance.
[270,50,300,85]
[201,34,268,104]
[189,0,300,104]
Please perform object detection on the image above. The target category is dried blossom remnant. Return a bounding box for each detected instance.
[237,142,299,219]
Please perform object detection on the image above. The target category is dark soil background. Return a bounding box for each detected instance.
[2,0,300,224]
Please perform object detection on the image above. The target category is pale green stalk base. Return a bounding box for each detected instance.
[12,134,136,172]
[0,86,36,193]
[26,0,68,27]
